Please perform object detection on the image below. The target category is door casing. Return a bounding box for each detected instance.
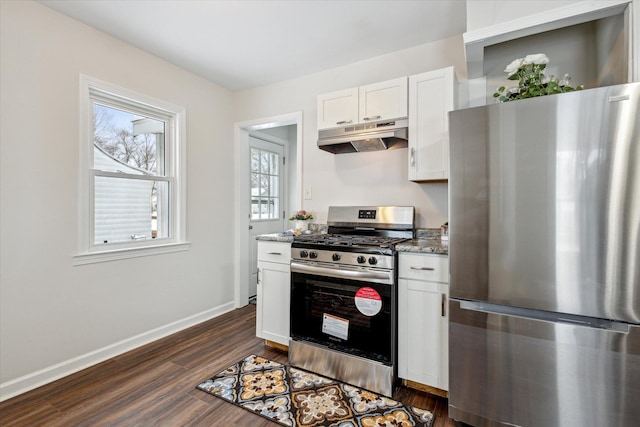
[234,112,303,308]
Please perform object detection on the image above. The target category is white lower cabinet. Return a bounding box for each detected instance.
[256,241,291,347]
[398,253,449,392]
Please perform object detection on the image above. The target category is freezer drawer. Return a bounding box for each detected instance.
[448,299,640,427]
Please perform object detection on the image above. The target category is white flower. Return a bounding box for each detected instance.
[523,53,549,65]
[504,57,524,76]
[559,73,571,86]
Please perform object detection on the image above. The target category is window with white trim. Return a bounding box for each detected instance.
[75,76,188,264]
[250,145,282,220]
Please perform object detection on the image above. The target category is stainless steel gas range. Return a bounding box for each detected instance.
[289,206,414,397]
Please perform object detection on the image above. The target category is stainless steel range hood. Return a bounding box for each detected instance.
[318,119,408,154]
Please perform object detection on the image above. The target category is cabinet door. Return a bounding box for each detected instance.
[256,260,290,346]
[317,87,359,130]
[398,278,444,388]
[408,67,456,181]
[359,77,408,123]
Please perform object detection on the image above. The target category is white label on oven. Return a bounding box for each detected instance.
[355,287,382,316]
[322,313,349,340]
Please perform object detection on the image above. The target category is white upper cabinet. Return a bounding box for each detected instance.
[358,77,408,124]
[408,67,456,182]
[317,87,359,129]
[317,77,408,130]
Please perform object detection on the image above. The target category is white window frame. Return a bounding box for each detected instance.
[73,75,189,265]
[250,141,284,222]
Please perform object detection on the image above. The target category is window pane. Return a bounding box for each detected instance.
[259,198,269,217]
[94,176,169,244]
[249,146,281,220]
[260,151,270,174]
[93,103,165,176]
[260,174,270,198]
[270,197,279,218]
[250,148,259,173]
[270,152,279,175]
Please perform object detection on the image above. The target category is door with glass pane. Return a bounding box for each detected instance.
[249,137,286,298]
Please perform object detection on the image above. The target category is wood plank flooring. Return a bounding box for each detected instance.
[0,305,459,426]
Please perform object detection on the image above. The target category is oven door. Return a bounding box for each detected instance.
[290,262,396,365]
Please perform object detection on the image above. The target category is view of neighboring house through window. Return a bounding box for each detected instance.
[92,103,167,244]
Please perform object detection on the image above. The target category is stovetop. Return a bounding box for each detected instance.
[292,234,409,249]
[291,206,415,256]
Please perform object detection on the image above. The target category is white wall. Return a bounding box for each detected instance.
[466,1,583,31]
[233,36,466,228]
[0,1,235,397]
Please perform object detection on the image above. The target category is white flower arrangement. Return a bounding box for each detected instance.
[494,53,583,102]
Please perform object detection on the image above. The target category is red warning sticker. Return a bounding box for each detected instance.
[354,287,382,316]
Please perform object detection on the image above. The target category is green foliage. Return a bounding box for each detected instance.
[493,58,583,103]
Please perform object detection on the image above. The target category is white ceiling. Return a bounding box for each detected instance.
[38,0,467,91]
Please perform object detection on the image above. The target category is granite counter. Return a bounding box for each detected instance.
[396,238,448,255]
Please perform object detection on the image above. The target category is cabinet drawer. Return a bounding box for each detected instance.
[399,253,448,283]
[257,241,291,265]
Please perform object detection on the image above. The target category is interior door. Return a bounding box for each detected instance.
[248,136,286,298]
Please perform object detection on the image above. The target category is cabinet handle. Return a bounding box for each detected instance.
[267,252,282,255]
[362,115,381,121]
[410,266,434,271]
[257,268,260,284]
[336,120,353,125]
[441,293,447,317]
[410,147,415,166]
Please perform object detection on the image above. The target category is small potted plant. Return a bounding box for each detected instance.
[289,210,313,232]
[493,53,583,102]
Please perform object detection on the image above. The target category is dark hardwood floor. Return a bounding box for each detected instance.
[0,305,457,426]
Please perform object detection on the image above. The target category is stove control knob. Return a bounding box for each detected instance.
[309,251,318,259]
[357,256,367,264]
[368,257,378,265]
[300,250,308,258]
[332,253,341,261]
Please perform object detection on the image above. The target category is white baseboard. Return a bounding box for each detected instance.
[0,301,236,402]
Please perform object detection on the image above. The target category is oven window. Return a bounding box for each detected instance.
[291,272,395,365]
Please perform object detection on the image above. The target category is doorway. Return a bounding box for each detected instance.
[248,134,287,299]
[234,112,302,308]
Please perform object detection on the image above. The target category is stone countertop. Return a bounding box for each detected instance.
[396,238,449,255]
[256,233,449,255]
[255,233,295,243]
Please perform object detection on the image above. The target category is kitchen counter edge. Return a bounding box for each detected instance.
[255,233,295,243]
[396,239,448,255]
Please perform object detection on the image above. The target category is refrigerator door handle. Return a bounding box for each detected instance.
[441,293,446,317]
[458,300,630,333]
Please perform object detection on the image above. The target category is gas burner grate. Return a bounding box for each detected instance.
[293,234,408,249]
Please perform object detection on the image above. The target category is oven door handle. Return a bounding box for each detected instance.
[291,261,393,284]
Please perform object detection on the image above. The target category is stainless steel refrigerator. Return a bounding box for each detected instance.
[448,82,639,427]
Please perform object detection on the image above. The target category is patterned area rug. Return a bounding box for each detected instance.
[196,354,435,427]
